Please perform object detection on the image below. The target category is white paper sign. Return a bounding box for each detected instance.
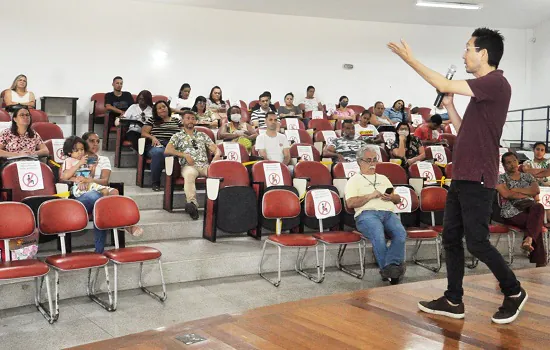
[411,114,423,127]
[321,130,337,144]
[52,139,67,163]
[0,122,11,131]
[374,146,383,162]
[311,189,336,219]
[450,124,457,135]
[539,187,550,209]
[297,145,314,162]
[285,118,299,130]
[382,132,396,148]
[223,142,241,163]
[263,162,284,187]
[417,161,437,184]
[16,161,44,191]
[430,145,447,165]
[285,130,301,144]
[394,186,412,213]
[312,111,324,119]
[342,162,360,178]
[499,148,508,174]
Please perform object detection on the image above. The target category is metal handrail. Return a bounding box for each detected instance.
[504,105,550,149]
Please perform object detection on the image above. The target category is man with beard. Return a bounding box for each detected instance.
[323,120,366,163]
[165,110,221,220]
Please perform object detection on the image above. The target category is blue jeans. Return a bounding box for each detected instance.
[146,141,168,185]
[77,191,106,253]
[355,210,407,268]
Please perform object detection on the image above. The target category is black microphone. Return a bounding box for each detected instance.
[434,65,457,107]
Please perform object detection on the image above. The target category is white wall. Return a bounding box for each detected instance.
[0,0,532,137]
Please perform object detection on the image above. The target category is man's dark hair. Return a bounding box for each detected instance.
[266,111,277,119]
[63,136,88,156]
[181,110,196,119]
[430,114,443,126]
[259,92,270,100]
[374,101,384,108]
[533,142,547,152]
[263,91,272,98]
[501,151,518,165]
[112,76,123,82]
[178,83,191,98]
[471,27,505,69]
[342,120,354,127]
[284,92,294,99]
[307,86,315,92]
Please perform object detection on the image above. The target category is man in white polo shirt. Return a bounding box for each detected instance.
[255,112,290,166]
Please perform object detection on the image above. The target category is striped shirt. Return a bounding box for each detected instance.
[250,108,277,128]
[144,117,182,141]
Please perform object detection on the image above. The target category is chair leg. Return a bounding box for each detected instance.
[412,239,442,272]
[54,270,60,319]
[139,260,167,303]
[295,246,323,283]
[336,241,365,279]
[35,275,55,324]
[258,240,281,287]
[87,266,115,312]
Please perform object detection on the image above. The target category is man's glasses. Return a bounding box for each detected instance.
[358,157,377,164]
[464,46,480,52]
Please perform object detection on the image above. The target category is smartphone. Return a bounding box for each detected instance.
[385,188,394,195]
[87,157,98,165]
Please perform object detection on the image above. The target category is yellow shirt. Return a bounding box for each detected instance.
[344,173,395,217]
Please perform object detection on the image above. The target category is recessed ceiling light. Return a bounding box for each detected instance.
[416,1,483,10]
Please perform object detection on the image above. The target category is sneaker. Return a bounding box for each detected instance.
[491,288,528,324]
[185,202,199,220]
[418,296,465,319]
[152,183,161,192]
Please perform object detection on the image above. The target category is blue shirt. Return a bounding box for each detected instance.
[383,108,408,123]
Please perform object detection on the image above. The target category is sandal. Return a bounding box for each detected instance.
[125,225,144,237]
[521,237,534,253]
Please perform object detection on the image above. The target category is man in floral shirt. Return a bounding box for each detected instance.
[165,110,221,219]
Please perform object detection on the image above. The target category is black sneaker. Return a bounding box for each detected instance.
[152,183,161,192]
[185,202,199,220]
[491,288,528,324]
[418,296,465,319]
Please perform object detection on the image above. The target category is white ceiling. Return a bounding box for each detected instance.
[141,0,550,29]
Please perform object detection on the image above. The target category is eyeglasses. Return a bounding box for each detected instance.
[358,157,377,164]
[18,113,31,117]
[464,46,480,52]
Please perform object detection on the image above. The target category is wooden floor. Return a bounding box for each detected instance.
[71,268,550,350]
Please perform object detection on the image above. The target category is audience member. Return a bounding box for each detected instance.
[355,110,383,144]
[251,92,277,128]
[323,120,366,163]
[251,91,277,111]
[170,83,193,113]
[414,114,446,146]
[255,112,290,165]
[192,96,220,128]
[165,110,221,220]
[522,142,550,187]
[278,93,303,119]
[370,101,393,127]
[345,146,407,284]
[0,106,48,159]
[301,85,323,112]
[391,122,425,167]
[497,152,546,267]
[3,74,36,109]
[105,76,134,133]
[384,99,411,124]
[141,101,182,191]
[331,96,356,121]
[218,105,257,151]
[434,103,451,123]
[116,90,153,150]
[206,86,227,119]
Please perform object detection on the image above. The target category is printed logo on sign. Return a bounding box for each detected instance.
[423,171,434,180]
[289,136,298,143]
[348,171,356,178]
[269,173,280,185]
[227,151,238,161]
[301,154,311,161]
[289,125,297,130]
[23,172,38,188]
[376,154,381,162]
[543,194,550,207]
[397,197,408,210]
[56,148,66,160]
[318,201,331,215]
[435,153,444,162]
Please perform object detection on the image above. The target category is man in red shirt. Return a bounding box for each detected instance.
[389,28,526,325]
[413,114,446,146]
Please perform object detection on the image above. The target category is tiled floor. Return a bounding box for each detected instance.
[0,258,535,349]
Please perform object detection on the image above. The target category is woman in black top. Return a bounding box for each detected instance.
[390,122,425,168]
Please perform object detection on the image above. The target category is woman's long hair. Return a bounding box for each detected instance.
[394,122,412,149]
[336,95,348,109]
[392,99,406,122]
[191,96,207,113]
[137,90,153,108]
[10,106,34,138]
[10,74,27,91]
[208,86,222,104]
[152,100,171,125]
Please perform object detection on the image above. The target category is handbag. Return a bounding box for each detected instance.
[513,198,535,211]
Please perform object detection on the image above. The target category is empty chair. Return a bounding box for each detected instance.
[285,129,313,145]
[217,142,250,163]
[89,93,107,132]
[294,161,332,188]
[409,162,444,185]
[416,107,432,122]
[280,118,306,130]
[94,196,166,310]
[248,100,259,110]
[1,162,56,202]
[32,122,63,141]
[304,110,328,120]
[0,109,11,121]
[289,143,321,164]
[309,119,333,132]
[347,105,365,115]
[258,189,320,287]
[29,109,48,122]
[152,95,168,103]
[0,202,54,323]
[375,162,409,185]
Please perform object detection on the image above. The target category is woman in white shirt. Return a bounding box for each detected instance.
[170,83,193,114]
[116,90,153,150]
[4,74,36,109]
[300,85,323,113]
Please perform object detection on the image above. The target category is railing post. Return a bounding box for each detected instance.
[547,106,550,147]
[520,110,525,149]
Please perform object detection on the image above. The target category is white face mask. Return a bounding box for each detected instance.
[230,114,241,123]
[398,130,409,137]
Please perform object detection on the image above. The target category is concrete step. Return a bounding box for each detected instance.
[123,185,206,211]
[0,232,530,310]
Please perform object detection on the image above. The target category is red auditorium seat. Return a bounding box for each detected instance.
[29,109,48,122]
[440,133,456,150]
[152,95,168,103]
[94,196,166,310]
[1,162,56,202]
[0,202,55,323]
[409,162,444,186]
[309,119,334,132]
[445,162,453,180]
[347,105,365,115]
[289,143,321,164]
[32,122,63,141]
[162,126,216,211]
[89,93,107,133]
[0,109,10,121]
[248,100,259,110]
[416,107,432,122]
[258,189,319,287]
[38,199,112,317]
[294,161,332,188]
[217,142,250,163]
[304,110,328,120]
[425,146,452,165]
[284,129,313,145]
[375,162,408,185]
[280,118,306,131]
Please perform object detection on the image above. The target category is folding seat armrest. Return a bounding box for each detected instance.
[165,156,175,176]
[333,178,348,198]
[206,177,224,200]
[293,177,309,198]
[138,138,146,155]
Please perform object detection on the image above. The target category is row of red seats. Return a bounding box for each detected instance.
[0,108,49,123]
